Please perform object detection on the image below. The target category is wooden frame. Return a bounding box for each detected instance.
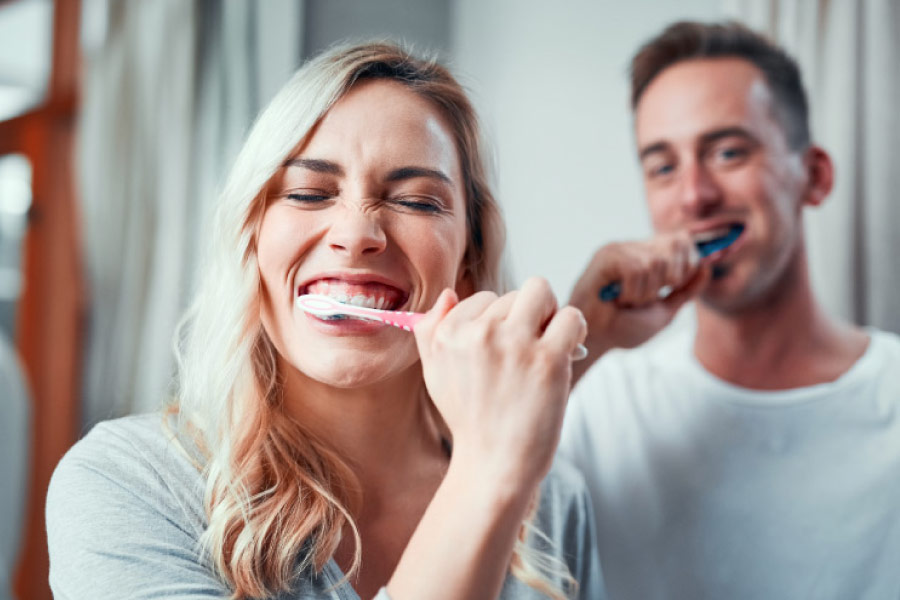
[1,1,83,599]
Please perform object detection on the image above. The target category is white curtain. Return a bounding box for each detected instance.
[0,333,28,600]
[78,0,303,427]
[723,0,900,334]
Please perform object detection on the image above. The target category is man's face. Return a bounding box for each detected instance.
[635,57,810,313]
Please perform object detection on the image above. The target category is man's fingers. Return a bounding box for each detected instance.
[664,263,711,309]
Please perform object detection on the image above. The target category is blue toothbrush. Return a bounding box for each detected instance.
[598,224,744,302]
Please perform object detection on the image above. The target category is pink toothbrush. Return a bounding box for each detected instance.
[296,293,588,360]
[296,294,424,331]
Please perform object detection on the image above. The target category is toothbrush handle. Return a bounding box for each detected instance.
[599,281,621,302]
[380,311,426,331]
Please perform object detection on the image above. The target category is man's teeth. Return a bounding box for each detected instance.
[694,227,734,242]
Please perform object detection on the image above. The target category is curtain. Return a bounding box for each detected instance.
[723,0,900,334]
[0,333,28,600]
[78,0,303,427]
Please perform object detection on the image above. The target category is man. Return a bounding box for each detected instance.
[560,21,900,599]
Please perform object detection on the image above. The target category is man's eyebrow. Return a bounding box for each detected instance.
[638,141,670,161]
[639,127,759,160]
[699,126,758,146]
[283,158,343,175]
[385,166,453,184]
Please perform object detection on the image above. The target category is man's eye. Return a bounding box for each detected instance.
[648,163,675,178]
[715,146,748,162]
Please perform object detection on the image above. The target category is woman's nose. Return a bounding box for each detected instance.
[325,205,387,257]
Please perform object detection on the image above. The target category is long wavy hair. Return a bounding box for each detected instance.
[172,40,574,599]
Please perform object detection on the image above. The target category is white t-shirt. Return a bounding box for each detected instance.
[559,328,900,600]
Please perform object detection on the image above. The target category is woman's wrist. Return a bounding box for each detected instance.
[445,446,543,515]
[386,456,538,600]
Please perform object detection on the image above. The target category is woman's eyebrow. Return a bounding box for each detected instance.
[283,157,343,175]
[385,166,453,185]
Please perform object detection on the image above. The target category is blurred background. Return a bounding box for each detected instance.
[1,0,897,598]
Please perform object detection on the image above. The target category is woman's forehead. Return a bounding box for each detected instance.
[294,79,462,181]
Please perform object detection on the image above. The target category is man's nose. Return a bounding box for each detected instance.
[680,160,723,216]
[325,204,387,257]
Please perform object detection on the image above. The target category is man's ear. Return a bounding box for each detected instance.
[803,145,834,208]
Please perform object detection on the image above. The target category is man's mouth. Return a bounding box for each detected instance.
[693,223,744,257]
[298,279,408,312]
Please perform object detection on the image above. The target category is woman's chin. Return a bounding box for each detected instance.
[289,348,420,390]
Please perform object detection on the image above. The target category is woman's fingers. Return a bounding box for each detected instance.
[542,306,588,361]
[414,288,459,358]
[442,290,500,328]
[479,290,519,323]
[506,277,558,335]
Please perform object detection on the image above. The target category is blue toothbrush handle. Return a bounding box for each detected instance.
[599,281,621,302]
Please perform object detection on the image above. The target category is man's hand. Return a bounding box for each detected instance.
[569,232,711,385]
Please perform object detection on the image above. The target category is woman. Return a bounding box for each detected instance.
[47,42,602,600]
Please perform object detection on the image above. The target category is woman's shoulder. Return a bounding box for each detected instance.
[532,458,596,554]
[46,413,225,598]
[538,458,592,512]
[50,412,205,499]
[505,460,605,599]
[47,412,209,545]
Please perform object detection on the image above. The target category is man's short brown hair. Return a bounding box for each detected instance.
[630,21,810,151]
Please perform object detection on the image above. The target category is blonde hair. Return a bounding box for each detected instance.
[173,40,573,599]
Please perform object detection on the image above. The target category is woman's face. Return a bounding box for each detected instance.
[258,79,469,389]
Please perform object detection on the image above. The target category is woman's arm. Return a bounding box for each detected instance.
[387,279,587,600]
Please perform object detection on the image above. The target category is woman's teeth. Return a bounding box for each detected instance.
[303,280,403,311]
[346,294,394,310]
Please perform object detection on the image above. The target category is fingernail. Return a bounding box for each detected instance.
[571,344,589,361]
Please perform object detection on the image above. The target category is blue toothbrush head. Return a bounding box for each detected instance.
[695,224,744,258]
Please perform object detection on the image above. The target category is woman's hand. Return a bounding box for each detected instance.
[414,277,587,493]
[387,279,585,600]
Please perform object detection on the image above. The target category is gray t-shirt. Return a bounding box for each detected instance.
[47,414,604,599]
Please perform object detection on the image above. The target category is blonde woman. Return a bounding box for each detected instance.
[47,42,603,600]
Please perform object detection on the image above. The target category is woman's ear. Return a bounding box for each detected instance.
[455,263,476,299]
[803,145,834,208]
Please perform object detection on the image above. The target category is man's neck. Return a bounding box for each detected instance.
[694,253,868,390]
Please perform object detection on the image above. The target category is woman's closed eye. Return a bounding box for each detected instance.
[389,196,445,214]
[286,191,334,206]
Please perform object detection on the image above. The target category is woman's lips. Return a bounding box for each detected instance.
[299,278,408,311]
[301,310,390,335]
